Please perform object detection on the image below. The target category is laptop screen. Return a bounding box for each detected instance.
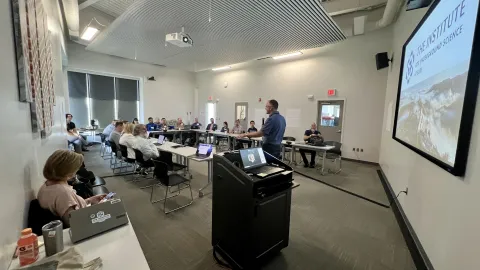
[158,135,165,144]
[198,144,212,156]
[240,148,267,169]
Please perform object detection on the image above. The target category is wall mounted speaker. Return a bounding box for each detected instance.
[375,52,390,70]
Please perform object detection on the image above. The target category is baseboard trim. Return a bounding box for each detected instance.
[376,169,434,270]
[342,158,379,166]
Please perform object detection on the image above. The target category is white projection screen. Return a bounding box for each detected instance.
[393,0,480,176]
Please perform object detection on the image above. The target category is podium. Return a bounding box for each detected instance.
[211,150,296,269]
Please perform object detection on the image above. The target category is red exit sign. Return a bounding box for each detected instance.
[327,89,336,96]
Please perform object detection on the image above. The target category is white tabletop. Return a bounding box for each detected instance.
[287,142,335,151]
[9,219,149,270]
[153,141,198,157]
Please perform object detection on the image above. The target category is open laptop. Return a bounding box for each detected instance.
[154,135,166,146]
[195,143,213,159]
[240,148,285,178]
[69,198,129,243]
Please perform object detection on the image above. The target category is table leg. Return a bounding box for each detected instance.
[180,132,183,144]
[321,150,326,175]
[232,137,236,150]
[184,156,193,179]
[281,144,285,162]
[292,146,297,165]
[196,132,199,146]
[199,160,213,197]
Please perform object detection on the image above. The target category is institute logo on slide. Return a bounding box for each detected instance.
[406,51,415,85]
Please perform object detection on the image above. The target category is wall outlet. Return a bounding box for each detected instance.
[356,148,359,152]
[352,148,355,151]
[360,148,363,152]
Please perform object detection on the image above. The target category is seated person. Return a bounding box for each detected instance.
[102,120,116,138]
[206,118,217,131]
[66,113,88,141]
[158,118,168,130]
[37,150,106,226]
[176,118,185,130]
[108,121,124,150]
[300,123,323,168]
[133,124,160,173]
[132,118,139,125]
[247,120,257,147]
[191,117,202,129]
[154,117,161,125]
[119,123,137,160]
[220,121,229,133]
[230,119,245,149]
[67,123,89,153]
[146,117,158,131]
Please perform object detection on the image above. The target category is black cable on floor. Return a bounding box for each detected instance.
[213,246,232,269]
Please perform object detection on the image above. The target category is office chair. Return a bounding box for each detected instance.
[109,141,129,173]
[133,149,156,189]
[100,133,111,159]
[119,144,137,173]
[282,136,296,163]
[151,160,193,214]
[323,141,342,174]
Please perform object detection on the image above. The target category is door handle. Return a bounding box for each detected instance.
[336,130,341,133]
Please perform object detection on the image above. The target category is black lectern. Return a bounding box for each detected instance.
[211,150,296,270]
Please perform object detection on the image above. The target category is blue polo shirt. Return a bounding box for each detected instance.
[146,123,158,131]
[262,111,286,145]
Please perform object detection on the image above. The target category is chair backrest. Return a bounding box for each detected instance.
[324,141,342,155]
[283,136,296,142]
[133,148,147,165]
[119,144,129,159]
[100,133,106,143]
[28,199,68,236]
[109,140,119,155]
[152,160,170,185]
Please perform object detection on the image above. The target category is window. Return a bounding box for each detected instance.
[320,104,340,127]
[67,71,139,128]
[206,102,216,124]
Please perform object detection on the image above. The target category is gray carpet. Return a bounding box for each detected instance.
[292,156,390,206]
[84,146,415,270]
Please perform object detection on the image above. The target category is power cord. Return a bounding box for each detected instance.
[389,190,407,206]
[213,246,232,269]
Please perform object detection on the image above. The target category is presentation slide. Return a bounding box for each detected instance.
[395,0,479,166]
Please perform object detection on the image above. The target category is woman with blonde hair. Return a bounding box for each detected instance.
[119,123,137,159]
[37,150,105,226]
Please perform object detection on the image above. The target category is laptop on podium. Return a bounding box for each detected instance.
[240,148,285,178]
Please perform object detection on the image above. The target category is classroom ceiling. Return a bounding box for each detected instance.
[82,0,347,72]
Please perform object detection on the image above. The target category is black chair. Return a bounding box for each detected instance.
[119,144,136,172]
[157,150,187,172]
[151,160,193,214]
[109,141,128,173]
[282,136,296,162]
[93,185,109,195]
[324,141,342,174]
[133,149,156,188]
[28,199,68,236]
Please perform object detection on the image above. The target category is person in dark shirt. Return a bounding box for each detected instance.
[206,118,217,131]
[300,123,322,168]
[146,117,158,131]
[247,120,257,147]
[220,121,229,133]
[191,117,202,129]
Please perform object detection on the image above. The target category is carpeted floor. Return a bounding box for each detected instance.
[84,146,415,270]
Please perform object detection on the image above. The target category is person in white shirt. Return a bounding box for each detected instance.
[133,124,159,161]
[119,123,136,160]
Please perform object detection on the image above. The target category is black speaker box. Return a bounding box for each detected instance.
[376,52,390,70]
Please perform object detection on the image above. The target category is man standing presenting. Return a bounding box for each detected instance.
[239,100,286,159]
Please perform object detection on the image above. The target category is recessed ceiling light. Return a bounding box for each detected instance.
[272,51,303,60]
[212,66,231,71]
[81,26,99,41]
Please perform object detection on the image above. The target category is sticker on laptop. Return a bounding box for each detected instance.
[91,211,111,224]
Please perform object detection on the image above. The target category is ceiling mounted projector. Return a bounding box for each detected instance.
[165,32,193,48]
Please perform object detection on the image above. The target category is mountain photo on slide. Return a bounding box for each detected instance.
[395,61,469,166]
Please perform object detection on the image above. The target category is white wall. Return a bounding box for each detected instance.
[0,0,68,268]
[67,42,196,123]
[195,28,392,162]
[379,7,480,270]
